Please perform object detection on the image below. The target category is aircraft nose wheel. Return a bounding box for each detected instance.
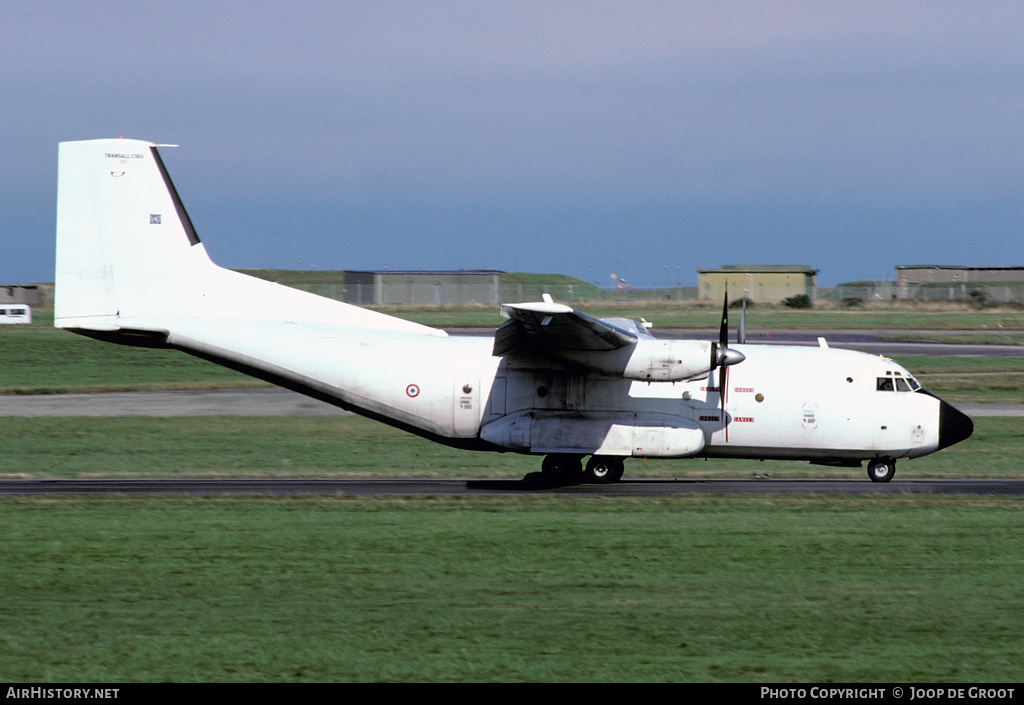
[585,456,625,484]
[867,457,896,483]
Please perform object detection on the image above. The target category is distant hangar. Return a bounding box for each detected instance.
[697,265,819,303]
[896,265,1024,301]
[343,270,503,305]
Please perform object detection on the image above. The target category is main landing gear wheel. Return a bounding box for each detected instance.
[867,457,896,483]
[585,456,625,484]
[541,454,583,482]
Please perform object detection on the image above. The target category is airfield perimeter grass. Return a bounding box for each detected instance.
[2,495,1022,682]
[0,325,262,395]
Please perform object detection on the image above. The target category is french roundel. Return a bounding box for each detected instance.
[406,384,420,398]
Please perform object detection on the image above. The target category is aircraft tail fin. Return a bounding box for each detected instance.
[54,138,439,336]
[55,138,216,329]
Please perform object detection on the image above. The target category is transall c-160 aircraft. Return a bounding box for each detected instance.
[54,138,974,483]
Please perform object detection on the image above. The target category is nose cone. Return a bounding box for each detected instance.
[938,400,974,450]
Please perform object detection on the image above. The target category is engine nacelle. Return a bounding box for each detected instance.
[558,338,720,381]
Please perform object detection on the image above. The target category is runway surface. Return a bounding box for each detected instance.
[1,388,1018,418]
[2,477,1023,497]
[656,329,1024,356]
[461,327,1024,357]
[0,388,349,417]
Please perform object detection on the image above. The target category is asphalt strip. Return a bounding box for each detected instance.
[0,389,1018,417]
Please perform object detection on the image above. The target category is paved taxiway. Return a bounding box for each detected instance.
[463,327,1024,358]
[0,388,349,417]
[2,477,1024,497]
[1,388,1020,418]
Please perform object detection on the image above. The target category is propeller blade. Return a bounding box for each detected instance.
[719,289,728,433]
[713,287,747,370]
[719,360,727,415]
[719,288,729,352]
[710,285,745,439]
[738,297,746,345]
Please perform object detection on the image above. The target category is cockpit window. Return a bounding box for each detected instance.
[876,371,920,392]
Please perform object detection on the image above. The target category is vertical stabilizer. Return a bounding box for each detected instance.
[54,138,442,336]
[55,138,217,329]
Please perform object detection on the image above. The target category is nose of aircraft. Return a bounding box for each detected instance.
[937,399,974,450]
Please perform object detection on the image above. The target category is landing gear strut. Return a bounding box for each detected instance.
[867,457,896,483]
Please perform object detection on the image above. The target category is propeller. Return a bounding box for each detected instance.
[718,291,730,423]
[710,288,746,436]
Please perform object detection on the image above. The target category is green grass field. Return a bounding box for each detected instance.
[0,324,260,395]
[2,304,1022,682]
[2,495,1023,682]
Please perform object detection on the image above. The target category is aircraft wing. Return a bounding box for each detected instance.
[494,301,638,356]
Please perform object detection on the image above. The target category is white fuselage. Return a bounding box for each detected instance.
[163,318,947,463]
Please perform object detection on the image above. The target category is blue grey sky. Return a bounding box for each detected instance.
[4,1,1023,288]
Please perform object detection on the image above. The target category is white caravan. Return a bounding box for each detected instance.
[54,139,973,483]
[0,305,31,324]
